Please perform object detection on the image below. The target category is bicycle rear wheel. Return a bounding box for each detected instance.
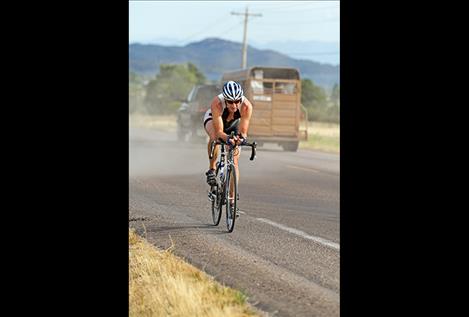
[211,164,222,225]
[225,164,238,232]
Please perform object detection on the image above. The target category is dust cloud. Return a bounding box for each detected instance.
[129,121,209,178]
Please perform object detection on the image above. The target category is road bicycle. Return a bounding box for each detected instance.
[207,132,256,232]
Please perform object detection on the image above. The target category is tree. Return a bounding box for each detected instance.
[331,83,340,106]
[328,83,340,123]
[301,79,329,122]
[301,79,316,107]
[129,72,146,114]
[144,63,207,114]
[188,62,206,85]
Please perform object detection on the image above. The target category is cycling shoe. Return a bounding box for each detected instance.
[205,169,217,186]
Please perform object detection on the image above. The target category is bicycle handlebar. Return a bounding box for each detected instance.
[209,132,257,161]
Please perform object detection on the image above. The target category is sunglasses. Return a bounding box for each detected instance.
[226,99,242,104]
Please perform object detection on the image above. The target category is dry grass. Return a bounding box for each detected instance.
[128,113,339,153]
[300,121,340,153]
[307,121,340,138]
[129,229,259,317]
[130,114,177,132]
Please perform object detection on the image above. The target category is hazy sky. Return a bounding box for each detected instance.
[129,1,340,45]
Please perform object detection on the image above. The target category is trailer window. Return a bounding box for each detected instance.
[274,82,297,94]
[251,80,273,94]
[250,68,300,80]
[253,69,263,79]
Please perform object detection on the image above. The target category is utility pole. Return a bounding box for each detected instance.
[231,6,262,69]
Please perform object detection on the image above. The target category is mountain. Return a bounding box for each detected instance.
[129,38,339,88]
[250,40,339,66]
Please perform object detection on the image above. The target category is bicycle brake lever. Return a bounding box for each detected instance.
[249,142,257,161]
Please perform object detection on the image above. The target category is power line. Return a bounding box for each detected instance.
[251,17,339,26]
[251,3,315,12]
[248,3,298,10]
[250,2,338,13]
[257,4,339,14]
[175,14,231,45]
[214,20,245,38]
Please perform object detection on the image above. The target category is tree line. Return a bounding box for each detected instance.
[130,63,339,123]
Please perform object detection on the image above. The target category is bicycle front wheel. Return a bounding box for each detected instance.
[225,164,238,232]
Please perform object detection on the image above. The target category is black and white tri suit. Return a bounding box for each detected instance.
[203,94,245,135]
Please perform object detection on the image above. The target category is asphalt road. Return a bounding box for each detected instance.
[129,127,340,317]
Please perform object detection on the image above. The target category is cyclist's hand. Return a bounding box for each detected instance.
[232,135,241,146]
[233,135,243,146]
[236,133,247,146]
[227,135,237,147]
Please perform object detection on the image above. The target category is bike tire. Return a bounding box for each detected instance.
[211,164,222,225]
[225,164,238,232]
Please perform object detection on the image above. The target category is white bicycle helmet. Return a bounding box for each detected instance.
[222,81,243,101]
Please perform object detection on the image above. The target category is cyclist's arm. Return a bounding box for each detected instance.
[210,97,229,142]
[238,99,253,139]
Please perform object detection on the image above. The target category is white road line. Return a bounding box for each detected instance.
[256,218,340,251]
[286,165,319,173]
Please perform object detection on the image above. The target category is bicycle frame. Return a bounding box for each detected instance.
[217,143,235,185]
[208,133,257,232]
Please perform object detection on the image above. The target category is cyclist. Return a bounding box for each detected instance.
[203,81,253,205]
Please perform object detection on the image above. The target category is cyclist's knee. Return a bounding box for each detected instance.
[204,121,216,137]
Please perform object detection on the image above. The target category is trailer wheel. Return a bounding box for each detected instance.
[282,141,299,152]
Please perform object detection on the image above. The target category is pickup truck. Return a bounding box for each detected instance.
[177,84,220,142]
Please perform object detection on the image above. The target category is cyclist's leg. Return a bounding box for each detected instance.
[203,111,218,170]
